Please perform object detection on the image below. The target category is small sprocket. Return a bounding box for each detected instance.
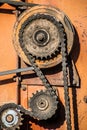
[0,103,23,130]
[29,90,58,120]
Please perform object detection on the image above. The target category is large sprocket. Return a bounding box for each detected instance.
[13,5,74,68]
[29,90,58,120]
[19,14,61,60]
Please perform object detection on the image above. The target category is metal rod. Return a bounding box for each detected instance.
[0,67,34,76]
[0,0,37,7]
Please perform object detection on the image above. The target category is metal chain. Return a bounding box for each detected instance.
[27,54,53,89]
[61,31,72,130]
[0,0,37,7]
[19,13,72,129]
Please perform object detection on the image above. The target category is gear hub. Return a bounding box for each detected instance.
[33,29,50,47]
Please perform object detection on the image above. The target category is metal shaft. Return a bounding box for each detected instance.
[0,67,34,76]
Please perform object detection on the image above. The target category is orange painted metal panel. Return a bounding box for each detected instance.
[0,0,87,130]
[0,4,18,104]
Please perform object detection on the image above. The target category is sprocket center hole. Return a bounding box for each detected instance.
[33,29,50,46]
[36,33,46,43]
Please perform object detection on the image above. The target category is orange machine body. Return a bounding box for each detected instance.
[0,0,87,130]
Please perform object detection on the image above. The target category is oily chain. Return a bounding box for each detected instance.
[19,13,72,130]
[61,31,72,130]
[0,0,37,7]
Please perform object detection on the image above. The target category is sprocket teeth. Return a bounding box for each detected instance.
[40,89,44,93]
[40,56,44,60]
[32,93,35,96]
[20,122,23,126]
[48,54,52,58]
[17,126,20,129]
[36,90,39,93]
[21,118,24,121]
[20,113,23,116]
[56,48,60,52]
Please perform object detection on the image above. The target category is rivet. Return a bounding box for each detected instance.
[21,85,27,91]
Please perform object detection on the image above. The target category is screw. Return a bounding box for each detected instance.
[21,85,27,91]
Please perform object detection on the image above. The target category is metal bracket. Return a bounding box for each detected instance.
[21,60,80,87]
